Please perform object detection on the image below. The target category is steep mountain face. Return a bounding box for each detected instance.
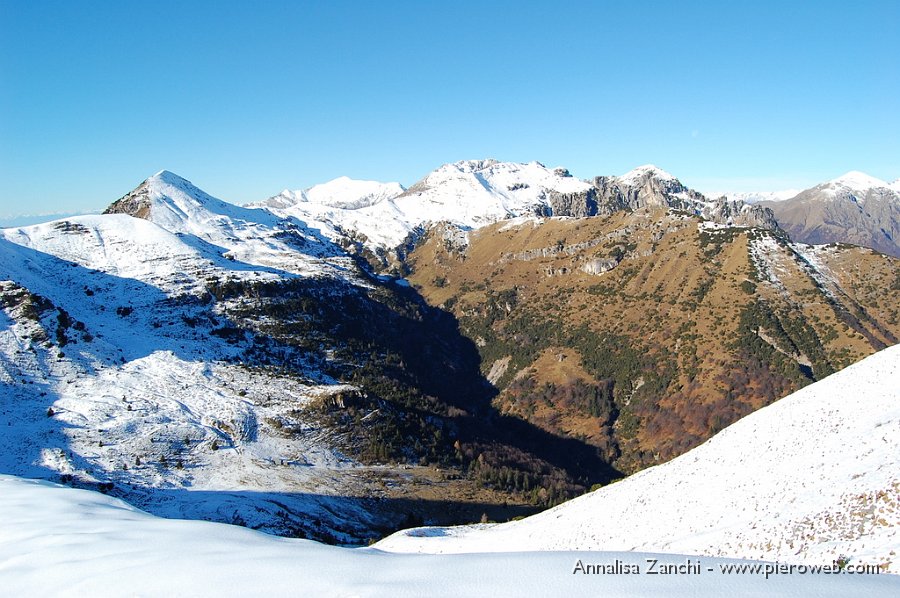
[403,209,899,475]
[549,165,779,230]
[758,172,900,258]
[376,344,900,573]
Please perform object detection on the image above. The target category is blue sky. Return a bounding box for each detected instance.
[1,0,898,222]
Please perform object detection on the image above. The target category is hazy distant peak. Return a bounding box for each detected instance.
[713,190,801,204]
[254,177,405,211]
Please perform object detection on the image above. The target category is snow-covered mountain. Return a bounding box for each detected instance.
[377,344,900,572]
[266,176,406,210]
[757,171,900,257]
[253,159,592,251]
[2,474,897,597]
[254,160,777,256]
[555,164,780,229]
[102,170,352,275]
[0,171,467,541]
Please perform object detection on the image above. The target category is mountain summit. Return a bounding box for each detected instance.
[826,171,892,193]
[104,170,347,271]
[759,170,900,257]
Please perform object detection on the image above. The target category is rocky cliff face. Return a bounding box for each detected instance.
[103,179,154,219]
[548,167,779,231]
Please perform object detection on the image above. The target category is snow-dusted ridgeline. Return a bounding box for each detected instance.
[712,190,801,204]
[252,159,592,250]
[253,159,785,253]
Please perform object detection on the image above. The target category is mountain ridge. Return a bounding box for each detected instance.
[759,172,900,257]
[253,159,780,262]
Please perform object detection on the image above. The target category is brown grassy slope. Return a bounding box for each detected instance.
[405,210,900,474]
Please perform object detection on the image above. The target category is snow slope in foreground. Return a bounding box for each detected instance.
[377,344,900,572]
[1,475,897,598]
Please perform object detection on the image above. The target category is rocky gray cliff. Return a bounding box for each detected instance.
[549,167,779,230]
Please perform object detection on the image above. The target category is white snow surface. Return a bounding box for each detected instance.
[713,190,802,204]
[271,176,406,209]
[827,171,891,192]
[253,159,591,249]
[1,474,898,597]
[617,164,679,185]
[129,170,357,278]
[377,345,900,572]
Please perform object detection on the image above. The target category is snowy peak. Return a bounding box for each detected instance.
[255,159,592,251]
[106,169,295,233]
[807,170,899,203]
[254,177,405,211]
[763,171,900,257]
[104,170,226,223]
[99,170,353,275]
[305,176,405,209]
[408,159,585,193]
[618,164,678,185]
[443,158,503,174]
[151,169,193,187]
[827,171,890,192]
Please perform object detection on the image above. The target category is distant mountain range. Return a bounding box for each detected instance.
[251,160,779,257]
[250,161,900,258]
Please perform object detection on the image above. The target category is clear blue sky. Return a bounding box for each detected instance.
[1,0,898,222]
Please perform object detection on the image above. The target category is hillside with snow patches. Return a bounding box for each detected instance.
[376,344,900,572]
[0,172,404,541]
